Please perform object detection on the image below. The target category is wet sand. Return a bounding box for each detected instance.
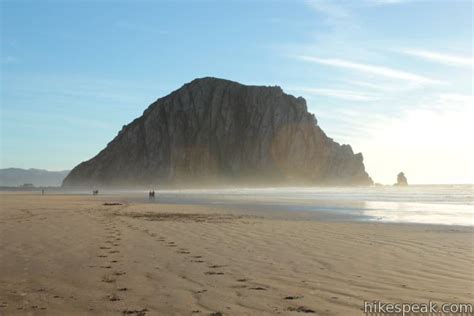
[0,193,473,315]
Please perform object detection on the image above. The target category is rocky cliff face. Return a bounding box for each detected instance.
[63,77,372,187]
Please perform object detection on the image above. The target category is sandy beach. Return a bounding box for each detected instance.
[0,192,472,315]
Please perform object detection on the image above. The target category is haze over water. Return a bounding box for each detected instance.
[135,185,473,227]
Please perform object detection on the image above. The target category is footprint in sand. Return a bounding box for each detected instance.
[249,286,267,291]
[101,276,116,283]
[284,295,304,300]
[204,271,224,275]
[122,308,148,315]
[113,271,126,276]
[287,306,315,313]
[107,294,121,302]
[195,289,207,294]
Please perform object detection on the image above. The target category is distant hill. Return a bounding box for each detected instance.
[0,168,70,187]
[63,77,372,188]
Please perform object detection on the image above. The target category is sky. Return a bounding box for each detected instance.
[1,0,472,184]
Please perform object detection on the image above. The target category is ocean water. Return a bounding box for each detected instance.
[148,185,473,226]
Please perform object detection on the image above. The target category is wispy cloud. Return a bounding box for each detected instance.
[433,93,474,112]
[400,49,473,67]
[437,93,473,104]
[305,0,359,33]
[295,55,442,85]
[288,86,379,101]
[343,80,403,93]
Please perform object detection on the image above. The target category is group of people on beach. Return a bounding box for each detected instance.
[149,190,156,200]
[89,189,155,200]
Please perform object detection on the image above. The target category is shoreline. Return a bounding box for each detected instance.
[3,189,472,227]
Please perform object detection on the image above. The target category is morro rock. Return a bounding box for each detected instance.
[63,77,372,187]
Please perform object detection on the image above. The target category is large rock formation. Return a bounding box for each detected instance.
[395,172,408,186]
[63,77,372,187]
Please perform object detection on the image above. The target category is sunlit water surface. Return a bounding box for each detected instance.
[106,185,473,226]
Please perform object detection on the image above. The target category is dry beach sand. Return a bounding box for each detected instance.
[0,193,473,315]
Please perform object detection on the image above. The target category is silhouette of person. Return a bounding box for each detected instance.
[149,190,155,200]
